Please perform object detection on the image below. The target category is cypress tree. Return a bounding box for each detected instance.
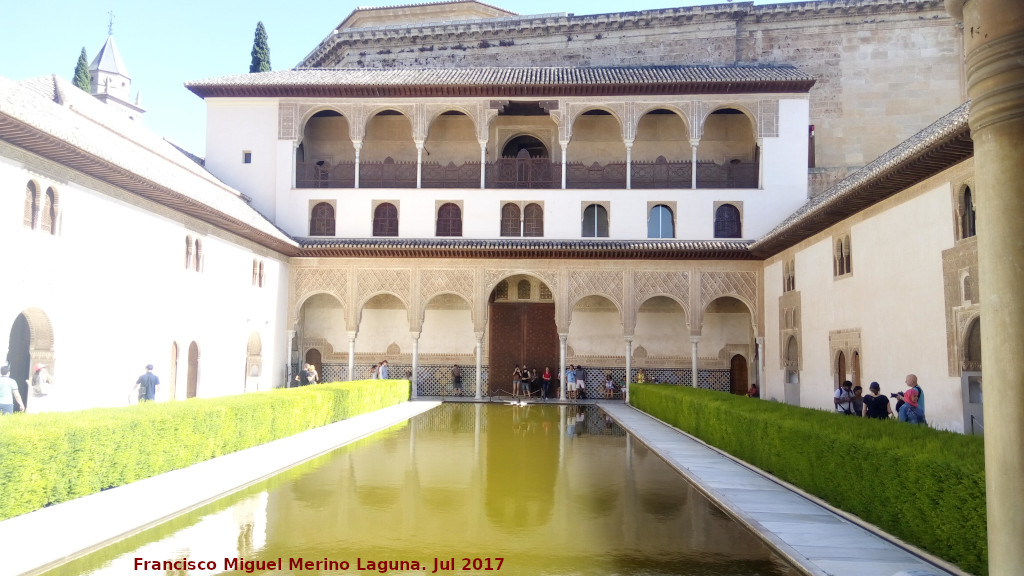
[249,21,271,73]
[73,47,91,92]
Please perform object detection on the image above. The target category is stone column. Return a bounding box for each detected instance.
[415,141,425,189]
[353,141,362,189]
[756,138,765,189]
[411,332,420,399]
[286,330,295,387]
[560,142,569,189]
[624,336,633,387]
[559,334,568,400]
[479,141,488,189]
[291,142,299,189]
[690,139,700,189]
[690,336,700,387]
[755,336,765,393]
[475,332,484,400]
[348,332,356,381]
[625,140,633,190]
[946,2,1024,572]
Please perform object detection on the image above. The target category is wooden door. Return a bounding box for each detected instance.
[488,302,558,396]
[730,354,748,395]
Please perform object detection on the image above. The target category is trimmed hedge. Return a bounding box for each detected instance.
[630,383,987,576]
[0,380,410,521]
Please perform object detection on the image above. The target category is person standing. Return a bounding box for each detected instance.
[575,365,586,399]
[541,366,552,398]
[852,385,865,416]
[898,374,927,425]
[451,364,463,396]
[130,364,160,403]
[834,380,854,415]
[380,360,389,380]
[512,364,523,397]
[862,382,894,419]
[566,364,576,400]
[27,364,56,412]
[0,366,25,414]
[294,364,314,386]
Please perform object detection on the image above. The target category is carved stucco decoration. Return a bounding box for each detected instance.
[291,268,348,322]
[569,270,623,311]
[758,99,780,138]
[633,270,690,317]
[420,268,476,322]
[357,268,411,308]
[484,268,558,297]
[700,270,758,318]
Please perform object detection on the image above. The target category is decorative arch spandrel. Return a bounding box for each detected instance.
[290,268,348,324]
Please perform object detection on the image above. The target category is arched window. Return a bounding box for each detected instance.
[517,279,532,299]
[843,235,852,274]
[436,202,462,236]
[524,203,544,237]
[24,181,39,229]
[714,204,741,238]
[258,261,265,287]
[502,135,548,158]
[185,235,194,270]
[252,259,259,286]
[962,186,977,239]
[648,204,674,238]
[582,204,609,237]
[373,203,398,237]
[965,317,982,370]
[495,280,509,300]
[309,202,336,236]
[41,187,57,234]
[500,203,521,237]
[963,274,973,304]
[194,239,204,272]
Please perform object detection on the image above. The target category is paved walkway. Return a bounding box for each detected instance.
[0,401,441,576]
[600,402,964,576]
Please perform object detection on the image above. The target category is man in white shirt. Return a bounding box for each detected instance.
[834,380,855,415]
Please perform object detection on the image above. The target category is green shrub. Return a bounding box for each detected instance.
[630,383,987,576]
[0,380,410,521]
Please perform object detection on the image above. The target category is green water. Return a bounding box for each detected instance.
[49,404,798,576]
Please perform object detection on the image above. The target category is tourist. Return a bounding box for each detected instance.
[452,364,463,396]
[0,366,25,414]
[565,364,576,399]
[129,364,160,403]
[862,382,894,419]
[898,374,927,425]
[380,360,389,380]
[542,366,551,398]
[369,363,379,380]
[604,373,615,398]
[746,382,759,398]
[852,385,864,415]
[575,365,586,399]
[27,363,55,412]
[636,368,646,384]
[308,364,319,384]
[834,380,855,415]
[294,363,314,386]
[511,364,523,397]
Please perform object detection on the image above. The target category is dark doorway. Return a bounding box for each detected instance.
[488,302,558,396]
[305,348,322,382]
[729,354,748,395]
[7,314,31,411]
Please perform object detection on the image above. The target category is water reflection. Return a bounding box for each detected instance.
[49,404,797,576]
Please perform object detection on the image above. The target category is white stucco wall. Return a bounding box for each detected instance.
[0,153,291,411]
[763,171,968,431]
[204,98,281,222]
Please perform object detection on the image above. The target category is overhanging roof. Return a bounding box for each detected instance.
[298,237,757,260]
[749,102,973,258]
[186,65,815,99]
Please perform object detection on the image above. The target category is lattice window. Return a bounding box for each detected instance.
[714,204,741,238]
[517,279,531,299]
[495,280,509,300]
[41,187,57,234]
[436,203,462,236]
[500,203,521,237]
[373,202,398,237]
[648,204,674,238]
[524,203,544,237]
[310,202,336,236]
[539,284,552,300]
[582,204,608,237]
[961,186,977,239]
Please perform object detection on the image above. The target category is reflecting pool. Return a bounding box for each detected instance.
[49,404,798,575]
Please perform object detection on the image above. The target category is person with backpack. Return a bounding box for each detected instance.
[898,374,927,425]
[833,380,855,415]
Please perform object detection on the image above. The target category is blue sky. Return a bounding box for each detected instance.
[1,0,799,156]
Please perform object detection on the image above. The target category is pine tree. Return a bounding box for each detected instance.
[73,47,91,92]
[249,21,271,73]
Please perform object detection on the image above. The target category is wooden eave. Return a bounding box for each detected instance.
[0,113,300,257]
[186,79,816,99]
[297,238,757,260]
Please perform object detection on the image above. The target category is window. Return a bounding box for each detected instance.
[243,151,252,164]
[582,204,609,237]
[834,235,852,277]
[258,261,264,287]
[252,259,259,286]
[41,187,57,235]
[310,202,336,236]
[962,186,976,239]
[648,204,674,238]
[194,239,204,272]
[373,203,398,237]
[436,203,462,237]
[517,279,532,299]
[500,203,521,237]
[783,259,796,292]
[524,203,544,237]
[185,235,194,269]
[24,181,39,228]
[714,204,741,238]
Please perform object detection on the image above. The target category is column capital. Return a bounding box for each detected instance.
[559,333,569,344]
[410,331,421,341]
[689,138,701,147]
[474,332,484,341]
[352,140,363,150]
[690,335,701,344]
[624,335,635,343]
